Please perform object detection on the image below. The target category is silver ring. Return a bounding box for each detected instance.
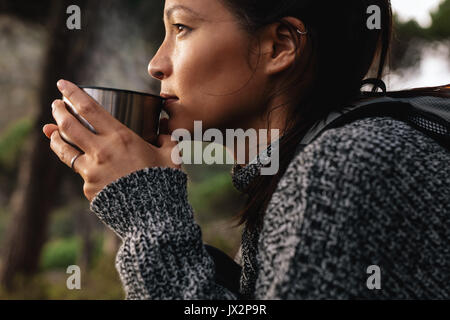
[70,153,82,171]
[296,29,308,35]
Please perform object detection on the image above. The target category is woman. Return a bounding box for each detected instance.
[42,0,450,299]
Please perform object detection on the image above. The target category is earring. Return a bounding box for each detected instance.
[296,29,307,35]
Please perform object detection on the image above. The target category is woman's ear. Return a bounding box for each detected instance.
[260,17,307,76]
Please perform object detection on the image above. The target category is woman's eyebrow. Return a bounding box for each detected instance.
[164,5,205,21]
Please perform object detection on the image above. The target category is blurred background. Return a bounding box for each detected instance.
[0,0,448,299]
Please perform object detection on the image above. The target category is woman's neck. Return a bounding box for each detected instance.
[229,103,289,167]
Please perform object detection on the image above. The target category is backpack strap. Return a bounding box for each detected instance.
[296,95,450,152]
[204,244,242,298]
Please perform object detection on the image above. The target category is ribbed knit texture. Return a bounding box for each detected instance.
[90,116,450,299]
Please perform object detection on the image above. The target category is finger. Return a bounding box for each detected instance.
[51,99,96,154]
[49,130,86,174]
[56,79,123,134]
[43,124,58,139]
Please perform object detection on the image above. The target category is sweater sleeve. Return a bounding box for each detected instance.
[255,117,450,299]
[89,167,238,300]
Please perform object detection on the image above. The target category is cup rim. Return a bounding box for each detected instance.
[78,85,164,100]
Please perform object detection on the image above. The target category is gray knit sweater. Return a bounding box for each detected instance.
[89,116,450,299]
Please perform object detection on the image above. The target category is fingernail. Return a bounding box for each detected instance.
[51,101,57,111]
[57,80,66,90]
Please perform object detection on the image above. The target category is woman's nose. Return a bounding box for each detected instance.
[150,68,164,81]
[148,49,171,81]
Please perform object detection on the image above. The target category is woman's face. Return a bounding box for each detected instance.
[148,0,270,136]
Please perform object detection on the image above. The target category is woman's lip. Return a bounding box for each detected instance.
[164,98,179,107]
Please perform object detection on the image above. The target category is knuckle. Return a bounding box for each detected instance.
[94,147,111,165]
[83,184,91,199]
[78,102,92,115]
[115,128,133,146]
[61,145,72,158]
[83,182,99,201]
[65,87,75,100]
[52,99,64,114]
[60,118,72,132]
[80,167,89,178]
[83,171,92,182]
[83,168,98,183]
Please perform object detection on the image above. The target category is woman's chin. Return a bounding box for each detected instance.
[167,117,192,134]
[166,118,190,136]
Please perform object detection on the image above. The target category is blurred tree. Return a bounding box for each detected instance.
[0,0,51,25]
[0,0,166,293]
[429,0,450,39]
[0,0,101,290]
[390,0,450,71]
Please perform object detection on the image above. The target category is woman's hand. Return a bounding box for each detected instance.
[43,79,181,202]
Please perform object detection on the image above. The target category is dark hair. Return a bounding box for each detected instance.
[220,0,449,233]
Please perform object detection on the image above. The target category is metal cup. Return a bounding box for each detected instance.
[61,85,164,152]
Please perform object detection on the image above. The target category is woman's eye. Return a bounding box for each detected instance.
[172,24,190,35]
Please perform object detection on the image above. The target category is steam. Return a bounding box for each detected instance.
[386,40,450,90]
[81,0,165,95]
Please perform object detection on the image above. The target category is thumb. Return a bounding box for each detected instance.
[43,124,58,139]
[157,133,178,148]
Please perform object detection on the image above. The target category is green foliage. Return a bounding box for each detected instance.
[0,252,124,300]
[0,206,9,248]
[394,15,430,40]
[429,0,450,39]
[39,237,81,270]
[391,2,450,70]
[393,0,450,41]
[0,233,124,299]
[43,253,124,300]
[47,207,77,239]
[0,273,54,300]
[186,170,244,257]
[0,116,33,171]
[202,222,242,258]
[89,233,106,269]
[39,233,105,271]
[82,253,125,300]
[188,171,242,221]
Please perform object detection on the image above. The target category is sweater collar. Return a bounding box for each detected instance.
[230,116,328,193]
[230,136,282,193]
[230,108,357,192]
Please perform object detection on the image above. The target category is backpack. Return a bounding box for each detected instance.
[209,81,450,299]
[298,80,450,151]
